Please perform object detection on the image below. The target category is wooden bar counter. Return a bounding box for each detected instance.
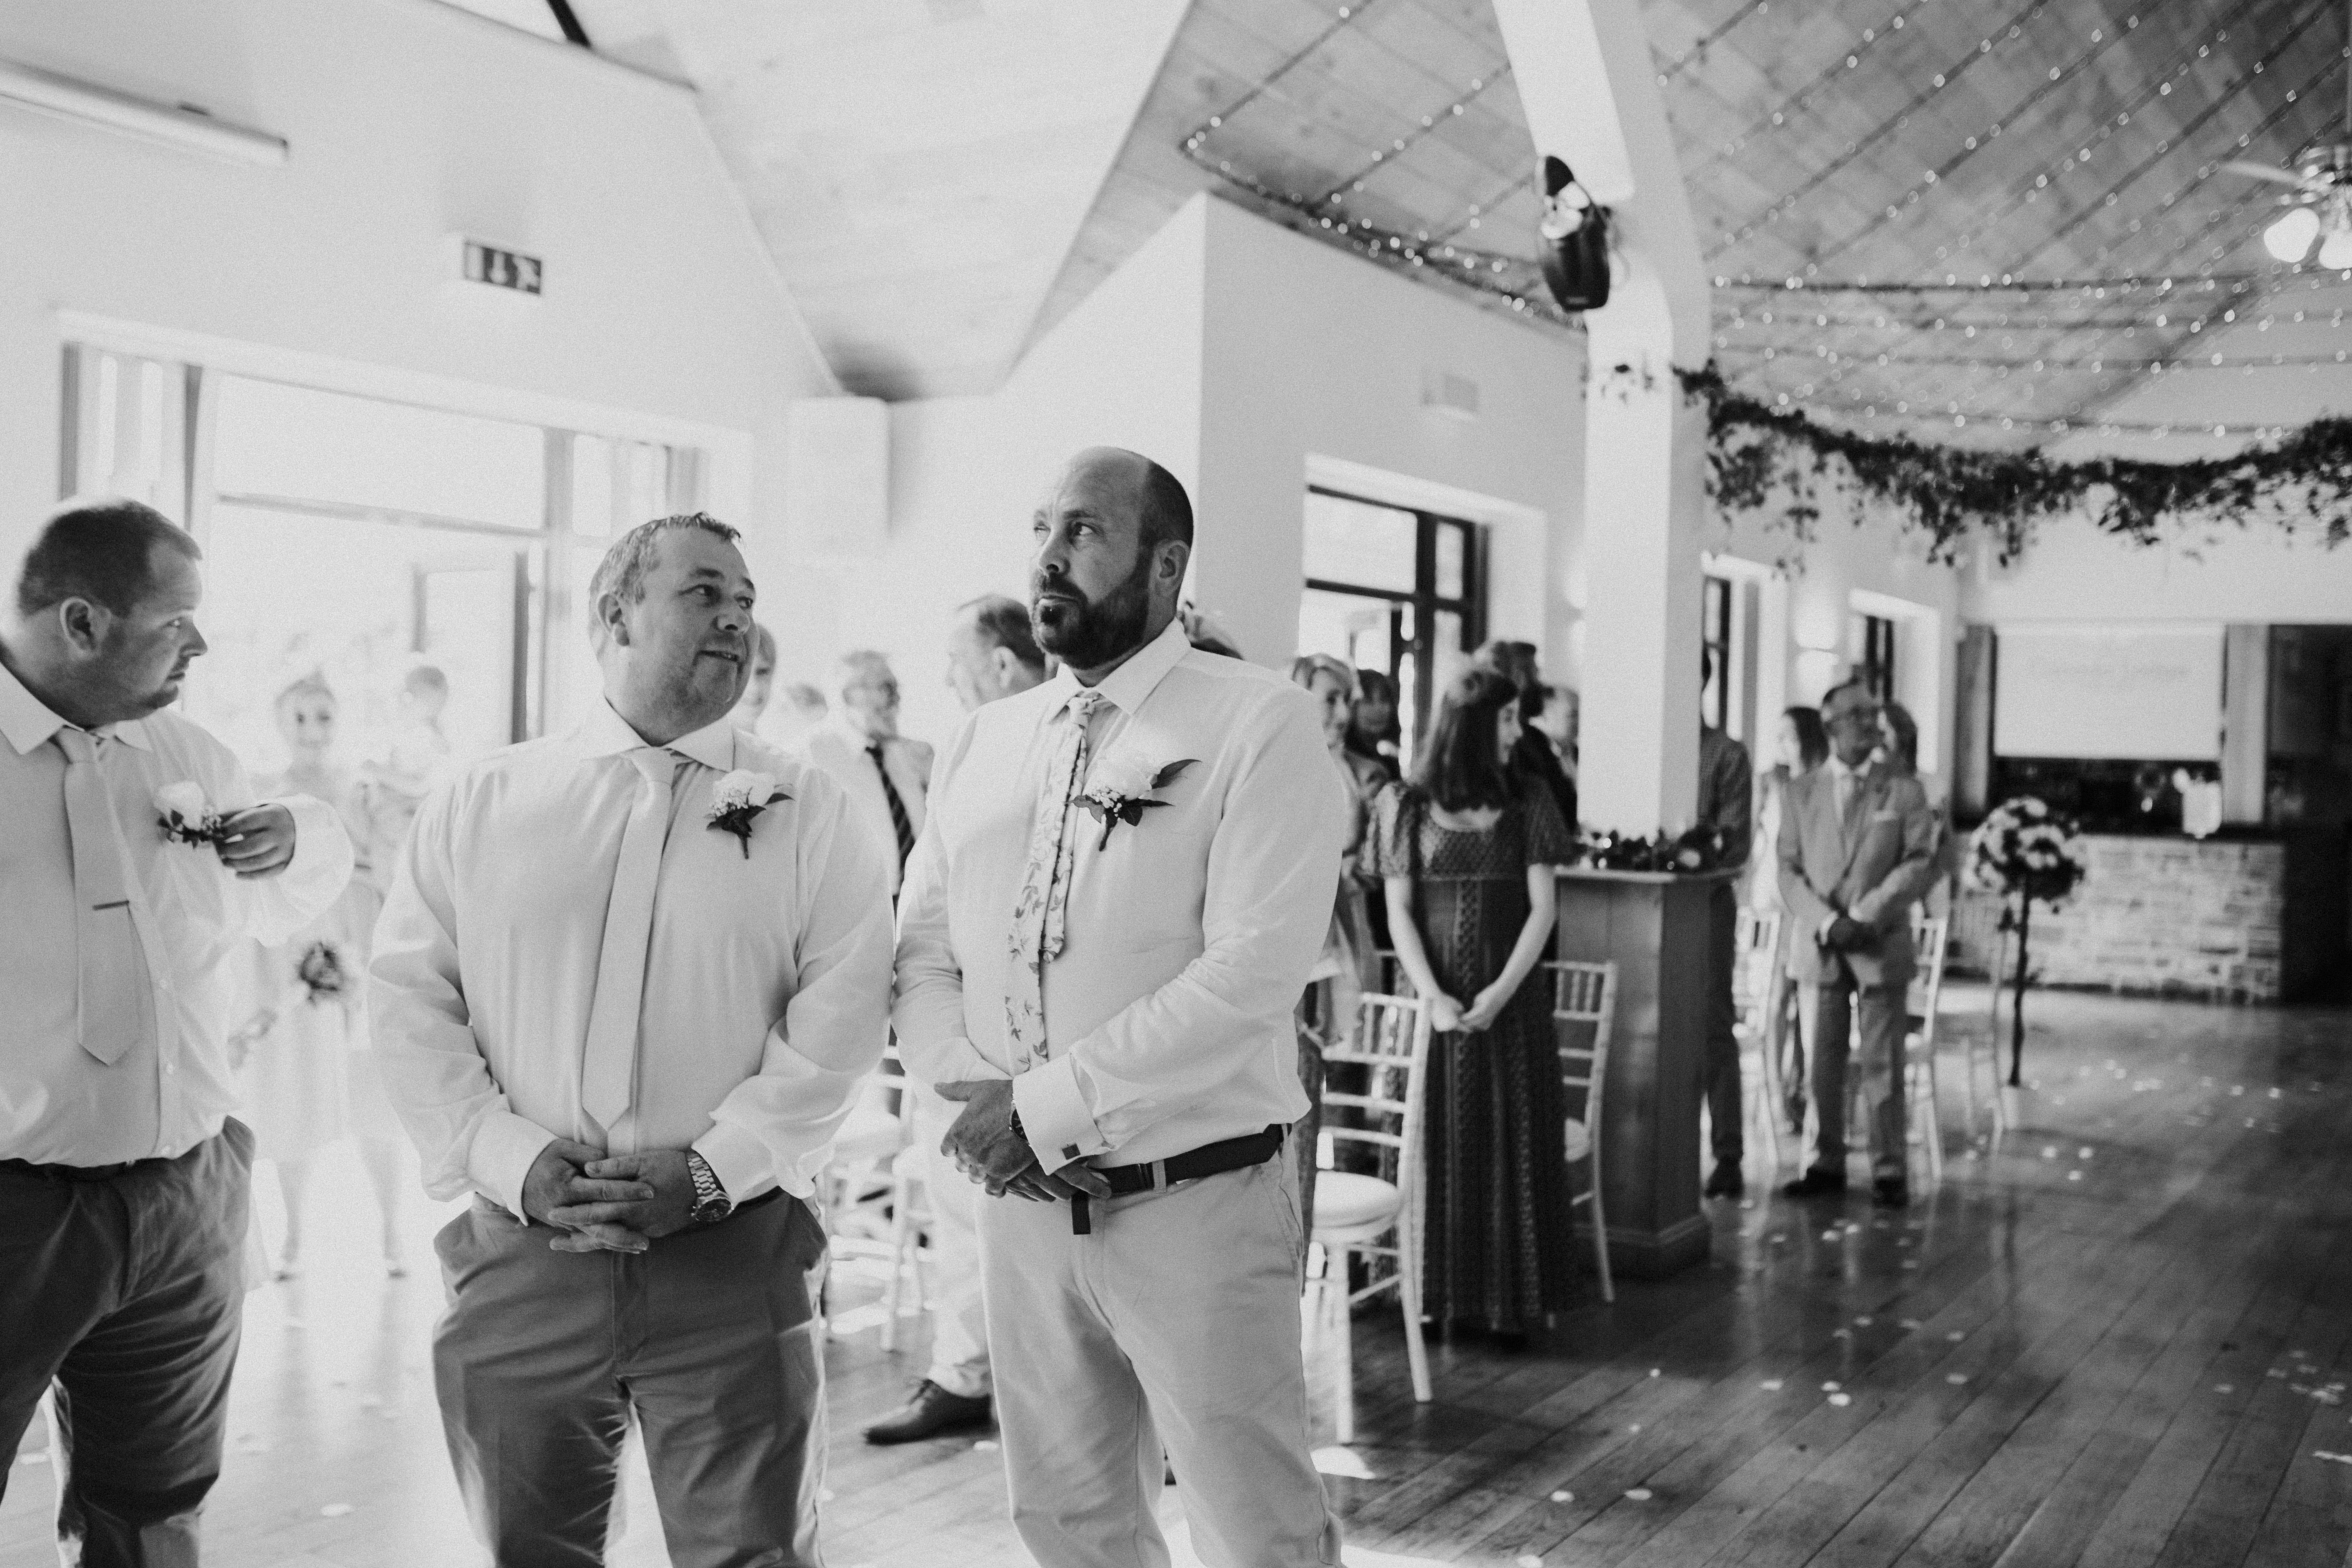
[1554,864,1735,1279]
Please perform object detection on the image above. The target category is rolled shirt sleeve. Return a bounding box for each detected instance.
[696,777,895,1202]
[1010,691,1345,1167]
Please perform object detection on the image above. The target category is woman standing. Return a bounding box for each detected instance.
[1752,705,1828,1134]
[233,674,404,1277]
[1367,668,1577,1341]
[1346,668,1403,781]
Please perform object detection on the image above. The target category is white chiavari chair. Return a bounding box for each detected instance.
[1548,959,1618,1304]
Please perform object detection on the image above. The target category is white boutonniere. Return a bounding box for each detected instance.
[155,781,229,847]
[706,770,789,858]
[1079,752,1197,849]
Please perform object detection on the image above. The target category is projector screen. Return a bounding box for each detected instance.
[1995,624,2224,761]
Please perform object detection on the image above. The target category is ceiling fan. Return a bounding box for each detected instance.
[2225,4,2352,266]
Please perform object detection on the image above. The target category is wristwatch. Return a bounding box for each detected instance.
[685,1150,731,1226]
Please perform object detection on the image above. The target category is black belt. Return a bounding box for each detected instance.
[1069,1124,1286,1235]
[0,1157,161,1184]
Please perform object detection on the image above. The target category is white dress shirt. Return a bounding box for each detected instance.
[0,660,354,1166]
[894,618,1345,1170]
[368,701,895,1216]
[794,715,931,895]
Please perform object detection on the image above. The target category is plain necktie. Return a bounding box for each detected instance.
[54,728,151,1066]
[581,747,677,1140]
[868,742,916,869]
[1003,689,1105,1066]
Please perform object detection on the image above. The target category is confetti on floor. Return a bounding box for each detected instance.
[320,1503,353,1518]
[1948,1331,1966,1341]
[1624,1488,1654,1501]
[1313,1447,1376,1479]
[1549,1490,1574,1503]
[2314,1451,2352,1465]
[1823,1381,1842,1392]
[1518,1556,1545,1567]
[2216,1385,2235,1394]
[1828,1393,1853,1407]
[1760,1380,1784,1391]
[1948,1374,1970,1385]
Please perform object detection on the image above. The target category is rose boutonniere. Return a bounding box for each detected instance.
[296,940,347,1005]
[155,781,229,848]
[1079,753,1197,849]
[706,770,789,858]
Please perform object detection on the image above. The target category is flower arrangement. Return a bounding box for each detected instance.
[1080,752,1195,849]
[1574,825,1728,874]
[296,940,347,1005]
[155,781,229,848]
[706,770,787,858]
[1966,796,2089,1087]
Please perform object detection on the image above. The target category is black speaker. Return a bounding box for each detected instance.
[1538,154,1611,312]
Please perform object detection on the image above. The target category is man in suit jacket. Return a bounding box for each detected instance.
[1777,680,1939,1206]
[1696,651,1753,1200]
[795,651,933,901]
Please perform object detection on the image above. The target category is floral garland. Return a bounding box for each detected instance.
[1682,364,2352,564]
[1573,825,1731,874]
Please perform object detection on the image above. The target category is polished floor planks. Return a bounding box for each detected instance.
[6,985,2351,1567]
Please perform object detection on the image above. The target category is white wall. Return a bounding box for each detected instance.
[0,0,833,604]
[1964,513,2352,624]
[1196,198,1584,675]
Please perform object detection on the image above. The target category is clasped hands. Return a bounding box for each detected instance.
[522,1139,699,1253]
[1819,913,1878,952]
[934,1080,1111,1204]
[1425,978,1516,1035]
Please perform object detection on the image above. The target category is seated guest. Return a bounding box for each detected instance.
[795,650,932,901]
[370,512,892,1563]
[1474,638,1577,838]
[1778,681,1939,1208]
[1346,668,1402,780]
[1,498,352,1566]
[1367,667,1575,1342]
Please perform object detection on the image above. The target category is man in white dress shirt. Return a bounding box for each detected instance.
[864,593,1050,1446]
[0,499,352,1567]
[370,513,893,1566]
[895,449,1347,1567]
[795,649,932,901]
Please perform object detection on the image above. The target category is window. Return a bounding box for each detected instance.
[1295,487,1485,759]
[61,346,701,771]
[1856,612,1898,703]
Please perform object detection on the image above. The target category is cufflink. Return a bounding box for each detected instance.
[1063,1144,1081,1162]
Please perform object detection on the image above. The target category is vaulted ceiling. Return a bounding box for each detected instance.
[546,0,2352,456]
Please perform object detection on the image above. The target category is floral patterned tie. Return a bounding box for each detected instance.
[1005,688,1105,1067]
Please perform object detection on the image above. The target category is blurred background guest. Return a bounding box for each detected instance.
[795,651,931,904]
[1753,705,1829,1134]
[1697,651,1754,1200]
[1287,653,1386,1225]
[729,622,779,734]
[1475,639,1577,839]
[355,662,452,899]
[1532,682,1579,786]
[1367,667,1575,1344]
[231,673,403,1277]
[943,592,1047,711]
[771,679,829,750]
[1346,668,1402,780]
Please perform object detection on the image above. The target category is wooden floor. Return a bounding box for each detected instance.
[7,985,2351,1567]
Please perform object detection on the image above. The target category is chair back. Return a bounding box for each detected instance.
[1548,960,1618,1142]
[1320,993,1434,1201]
[1732,907,1783,1037]
[1907,913,1951,1041]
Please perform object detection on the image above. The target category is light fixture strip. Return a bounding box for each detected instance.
[0,58,287,167]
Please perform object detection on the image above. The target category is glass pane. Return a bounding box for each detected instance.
[1435,524,1465,601]
[213,376,545,530]
[570,436,614,537]
[1297,587,1395,678]
[1303,492,1417,593]
[182,502,533,777]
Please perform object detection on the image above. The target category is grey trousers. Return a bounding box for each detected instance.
[432,1191,831,1568]
[980,1152,1343,1568]
[0,1120,253,1568]
[1809,974,1909,1179]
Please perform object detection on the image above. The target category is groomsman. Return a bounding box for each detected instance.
[795,649,932,900]
[1777,679,1939,1208]
[371,513,892,1566]
[864,593,1048,1446]
[896,448,1346,1567]
[1,499,352,1566]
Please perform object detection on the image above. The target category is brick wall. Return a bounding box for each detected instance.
[1950,836,2284,1003]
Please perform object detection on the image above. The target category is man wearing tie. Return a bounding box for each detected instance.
[1776,680,1939,1208]
[795,649,931,901]
[895,448,1346,1567]
[370,513,892,1565]
[0,499,353,1566]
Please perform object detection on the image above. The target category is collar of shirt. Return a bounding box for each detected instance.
[0,660,156,755]
[829,712,896,755]
[567,698,737,771]
[1827,754,1865,785]
[1037,615,1191,721]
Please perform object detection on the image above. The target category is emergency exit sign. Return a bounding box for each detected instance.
[460,239,542,295]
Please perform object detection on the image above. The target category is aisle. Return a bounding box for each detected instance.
[5,988,2347,1566]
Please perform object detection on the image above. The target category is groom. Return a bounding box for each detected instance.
[894,448,1346,1567]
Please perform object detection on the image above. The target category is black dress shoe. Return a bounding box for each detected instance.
[1782,1166,1849,1198]
[1872,1177,1911,1209]
[863,1380,993,1444]
[1705,1164,1746,1199]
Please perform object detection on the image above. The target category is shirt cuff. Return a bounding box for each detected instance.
[694,1121,778,1205]
[279,791,357,889]
[468,1110,557,1221]
[1012,1057,1109,1169]
[1820,913,1842,942]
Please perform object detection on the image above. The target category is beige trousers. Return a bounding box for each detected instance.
[911,1086,992,1399]
[978,1152,1343,1568]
